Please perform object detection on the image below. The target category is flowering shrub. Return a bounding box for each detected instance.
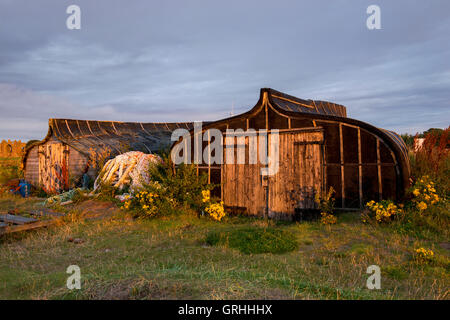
[414,247,434,263]
[119,152,217,219]
[205,201,226,221]
[320,212,337,225]
[121,190,174,218]
[411,175,440,212]
[365,200,403,223]
[147,154,211,211]
[201,189,227,221]
[136,190,159,217]
[315,187,337,225]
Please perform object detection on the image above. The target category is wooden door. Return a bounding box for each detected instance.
[222,128,324,218]
[222,133,266,216]
[38,143,69,193]
[268,129,324,219]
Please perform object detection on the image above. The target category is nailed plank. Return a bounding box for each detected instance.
[0,214,37,225]
[0,222,8,228]
[30,209,64,218]
[0,220,55,235]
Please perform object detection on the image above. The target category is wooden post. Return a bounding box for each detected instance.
[377,139,382,201]
[207,130,211,184]
[322,140,327,199]
[339,123,345,208]
[358,128,363,208]
[195,131,199,176]
[222,124,229,201]
[221,133,224,201]
[264,92,269,218]
[184,138,188,164]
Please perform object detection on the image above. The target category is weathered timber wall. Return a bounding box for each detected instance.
[24,147,39,185]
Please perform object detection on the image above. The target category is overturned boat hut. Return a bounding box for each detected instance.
[171,88,410,219]
[23,119,193,193]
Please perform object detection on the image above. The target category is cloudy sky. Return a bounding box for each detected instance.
[0,0,449,141]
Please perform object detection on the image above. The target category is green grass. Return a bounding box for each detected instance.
[0,194,449,300]
[205,227,298,254]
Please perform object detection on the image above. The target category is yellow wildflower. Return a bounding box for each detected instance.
[320,212,337,225]
[417,201,427,211]
[202,190,211,203]
[415,247,434,263]
[205,201,226,221]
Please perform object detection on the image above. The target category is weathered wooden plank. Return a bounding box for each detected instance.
[0,214,38,225]
[30,209,64,217]
[25,147,39,186]
[284,132,291,213]
[0,220,55,235]
[258,134,266,216]
[270,131,282,215]
[290,133,296,211]
[248,136,255,215]
[314,143,322,206]
[243,136,249,212]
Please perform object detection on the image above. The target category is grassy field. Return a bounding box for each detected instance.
[0,194,448,300]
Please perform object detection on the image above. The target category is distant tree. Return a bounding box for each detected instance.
[422,128,448,148]
[401,128,448,149]
[423,128,443,140]
[401,133,415,148]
